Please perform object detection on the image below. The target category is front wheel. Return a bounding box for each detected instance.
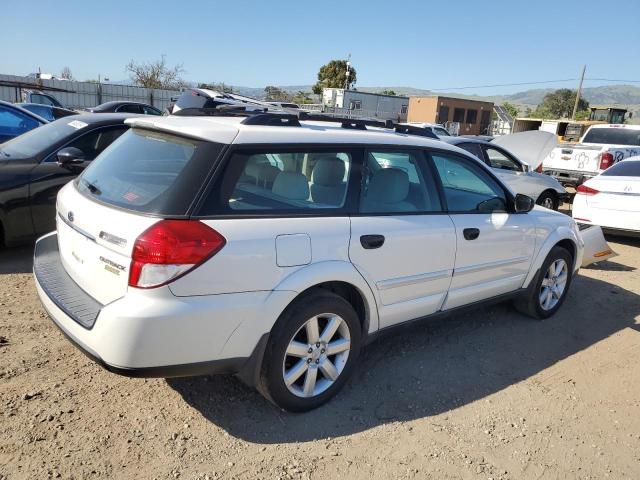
[259,292,361,412]
[536,190,558,210]
[515,246,573,319]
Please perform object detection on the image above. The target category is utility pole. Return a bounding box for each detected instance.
[572,64,586,120]
[343,53,351,91]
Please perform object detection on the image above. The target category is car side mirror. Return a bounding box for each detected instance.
[57,147,85,166]
[514,193,535,213]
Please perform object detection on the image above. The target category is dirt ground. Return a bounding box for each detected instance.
[1,229,639,480]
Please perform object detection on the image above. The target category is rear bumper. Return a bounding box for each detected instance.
[543,168,595,187]
[33,232,274,377]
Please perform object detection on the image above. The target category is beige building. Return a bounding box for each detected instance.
[407,96,494,135]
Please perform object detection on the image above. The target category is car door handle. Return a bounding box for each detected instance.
[463,228,480,240]
[360,234,385,249]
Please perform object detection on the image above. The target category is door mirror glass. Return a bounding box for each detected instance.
[514,193,535,213]
[57,147,85,165]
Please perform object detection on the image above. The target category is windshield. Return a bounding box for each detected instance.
[0,118,81,158]
[601,160,640,177]
[582,128,640,146]
[433,127,450,136]
[77,128,224,215]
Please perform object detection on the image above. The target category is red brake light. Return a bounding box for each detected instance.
[576,184,599,196]
[599,152,614,170]
[129,220,226,288]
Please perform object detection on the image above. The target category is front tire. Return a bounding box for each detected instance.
[515,246,573,320]
[536,190,558,210]
[259,291,361,412]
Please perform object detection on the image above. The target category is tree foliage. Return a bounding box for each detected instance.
[264,86,292,102]
[292,90,314,105]
[60,66,74,81]
[379,89,396,96]
[199,82,233,93]
[531,89,589,119]
[312,60,357,94]
[501,101,519,119]
[126,55,187,90]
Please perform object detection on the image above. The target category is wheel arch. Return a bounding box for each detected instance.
[523,227,582,289]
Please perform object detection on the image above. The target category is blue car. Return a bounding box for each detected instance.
[0,101,47,143]
[18,103,77,122]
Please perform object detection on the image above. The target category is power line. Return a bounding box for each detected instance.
[426,77,640,91]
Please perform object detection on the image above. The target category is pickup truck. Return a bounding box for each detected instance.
[542,124,640,187]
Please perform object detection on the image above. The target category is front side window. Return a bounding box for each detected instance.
[64,126,128,161]
[31,93,59,106]
[431,152,507,213]
[484,147,522,171]
[117,104,144,114]
[360,150,442,214]
[143,105,162,115]
[457,142,484,160]
[200,150,353,214]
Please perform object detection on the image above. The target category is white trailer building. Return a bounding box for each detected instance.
[322,88,409,121]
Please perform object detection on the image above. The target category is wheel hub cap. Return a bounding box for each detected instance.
[539,259,568,311]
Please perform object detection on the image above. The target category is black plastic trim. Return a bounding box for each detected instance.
[34,234,103,329]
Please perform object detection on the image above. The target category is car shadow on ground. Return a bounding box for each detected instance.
[0,244,34,274]
[167,273,640,443]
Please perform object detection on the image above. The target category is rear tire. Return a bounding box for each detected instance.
[258,291,361,412]
[515,246,573,320]
[536,190,558,210]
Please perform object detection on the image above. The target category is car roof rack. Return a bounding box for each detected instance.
[394,124,439,139]
[297,111,395,130]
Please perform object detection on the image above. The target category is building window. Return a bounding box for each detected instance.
[438,105,449,123]
[466,109,478,124]
[481,110,491,127]
[349,100,362,110]
[453,108,465,123]
[400,105,408,114]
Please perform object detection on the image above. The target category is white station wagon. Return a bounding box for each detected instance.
[34,111,584,411]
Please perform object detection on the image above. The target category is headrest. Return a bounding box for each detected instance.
[272,172,310,200]
[312,158,346,186]
[367,168,409,204]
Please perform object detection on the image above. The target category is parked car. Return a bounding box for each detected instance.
[18,103,78,122]
[542,124,640,187]
[0,113,136,246]
[22,91,66,108]
[0,100,47,143]
[572,158,640,236]
[34,111,583,412]
[86,101,163,115]
[441,133,568,210]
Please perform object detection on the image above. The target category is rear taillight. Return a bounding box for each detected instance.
[129,220,226,289]
[599,152,614,170]
[576,184,599,196]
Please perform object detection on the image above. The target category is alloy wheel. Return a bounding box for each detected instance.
[282,313,351,398]
[539,258,568,310]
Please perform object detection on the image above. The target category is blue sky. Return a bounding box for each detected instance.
[2,0,639,95]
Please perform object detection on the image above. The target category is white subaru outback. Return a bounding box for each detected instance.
[34,111,584,412]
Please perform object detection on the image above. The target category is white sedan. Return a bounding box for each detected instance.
[572,158,640,236]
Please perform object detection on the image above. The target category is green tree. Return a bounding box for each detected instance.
[292,90,313,105]
[198,82,233,93]
[501,101,519,119]
[264,86,292,102]
[379,89,396,96]
[125,55,187,90]
[531,89,589,119]
[312,60,357,94]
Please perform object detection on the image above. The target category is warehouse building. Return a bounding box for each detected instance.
[407,96,494,135]
[322,88,409,121]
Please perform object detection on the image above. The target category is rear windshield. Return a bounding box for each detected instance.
[0,117,78,158]
[601,160,640,177]
[76,128,224,215]
[582,128,640,146]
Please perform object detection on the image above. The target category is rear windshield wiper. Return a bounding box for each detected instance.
[80,178,101,195]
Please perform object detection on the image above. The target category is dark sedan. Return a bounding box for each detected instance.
[0,113,137,246]
[86,101,162,115]
[0,101,47,143]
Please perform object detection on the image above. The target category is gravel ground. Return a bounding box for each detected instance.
[1,232,639,480]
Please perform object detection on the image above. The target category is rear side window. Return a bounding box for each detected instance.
[77,129,224,215]
[199,149,353,215]
[64,126,128,161]
[601,160,640,177]
[582,128,640,146]
[431,152,507,213]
